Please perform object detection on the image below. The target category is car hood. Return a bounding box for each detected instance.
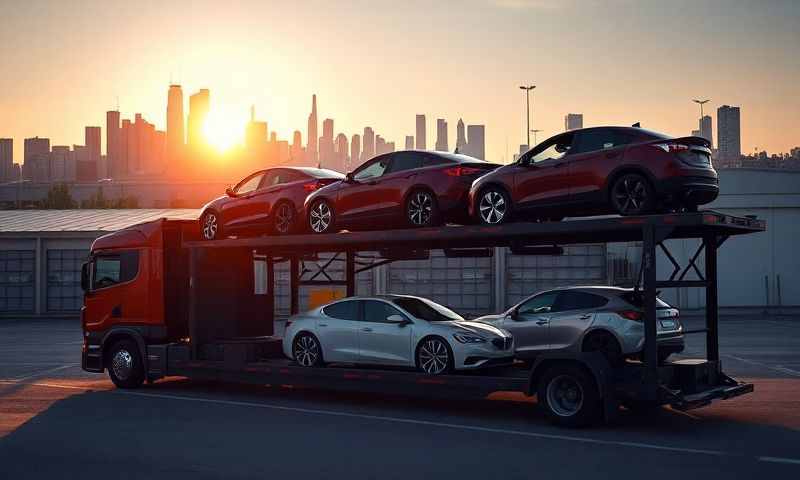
[440,320,509,338]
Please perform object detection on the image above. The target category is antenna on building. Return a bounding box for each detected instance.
[115,96,120,111]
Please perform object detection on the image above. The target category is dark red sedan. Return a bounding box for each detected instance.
[200,167,344,239]
[304,151,497,233]
[469,126,718,224]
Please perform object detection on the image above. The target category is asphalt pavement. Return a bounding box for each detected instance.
[1,315,799,479]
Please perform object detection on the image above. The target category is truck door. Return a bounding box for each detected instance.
[83,250,146,331]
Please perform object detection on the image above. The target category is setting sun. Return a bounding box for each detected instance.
[202,108,245,152]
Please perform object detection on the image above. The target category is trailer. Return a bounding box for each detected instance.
[81,211,764,427]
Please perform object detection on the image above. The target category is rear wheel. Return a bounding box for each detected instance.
[106,339,145,389]
[416,337,453,375]
[201,211,221,240]
[610,173,654,216]
[406,190,439,227]
[477,187,510,225]
[583,330,623,367]
[308,199,335,234]
[538,364,601,428]
[292,333,324,367]
[272,201,296,235]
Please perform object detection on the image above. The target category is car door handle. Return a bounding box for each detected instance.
[535,319,549,325]
[318,323,328,327]
[361,327,373,332]
[579,313,592,320]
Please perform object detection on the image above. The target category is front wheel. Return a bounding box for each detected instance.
[538,365,601,428]
[476,187,510,225]
[106,339,145,389]
[308,199,335,234]
[416,337,453,375]
[201,211,221,240]
[610,173,654,216]
[293,333,324,367]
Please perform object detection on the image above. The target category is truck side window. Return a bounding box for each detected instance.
[92,251,139,290]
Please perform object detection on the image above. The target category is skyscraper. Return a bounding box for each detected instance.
[106,110,120,179]
[699,115,713,147]
[362,126,375,162]
[307,94,318,164]
[84,126,101,181]
[405,136,414,150]
[166,84,184,167]
[120,119,131,176]
[0,138,12,182]
[245,106,268,156]
[319,118,335,168]
[23,137,50,181]
[455,119,467,153]
[290,130,304,165]
[375,135,387,155]
[335,133,348,173]
[717,105,741,168]
[415,115,426,150]
[564,113,583,131]
[188,89,210,150]
[466,125,485,160]
[349,134,361,172]
[435,119,448,152]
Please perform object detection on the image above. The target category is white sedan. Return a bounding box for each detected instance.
[283,295,514,375]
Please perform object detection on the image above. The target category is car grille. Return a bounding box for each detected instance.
[492,337,512,350]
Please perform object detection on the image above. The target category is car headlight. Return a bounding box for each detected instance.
[453,333,487,344]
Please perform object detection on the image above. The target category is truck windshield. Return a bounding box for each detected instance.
[391,297,463,322]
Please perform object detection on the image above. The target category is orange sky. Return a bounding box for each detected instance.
[1,0,798,165]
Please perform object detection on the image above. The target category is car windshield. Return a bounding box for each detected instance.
[390,297,464,322]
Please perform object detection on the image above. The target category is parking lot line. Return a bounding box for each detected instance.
[12,364,78,382]
[723,354,800,377]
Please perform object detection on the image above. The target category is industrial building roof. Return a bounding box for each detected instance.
[0,209,200,233]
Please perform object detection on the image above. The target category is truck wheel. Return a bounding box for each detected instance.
[106,339,145,389]
[538,364,601,428]
[292,333,324,367]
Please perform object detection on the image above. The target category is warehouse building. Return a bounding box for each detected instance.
[1,169,797,319]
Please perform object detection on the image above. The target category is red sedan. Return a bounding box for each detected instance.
[200,167,344,239]
[304,151,497,233]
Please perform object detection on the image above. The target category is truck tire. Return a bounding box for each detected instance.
[106,339,145,389]
[537,364,601,428]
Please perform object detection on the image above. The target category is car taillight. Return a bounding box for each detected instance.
[617,310,643,321]
[653,143,690,153]
[303,182,320,192]
[445,166,483,176]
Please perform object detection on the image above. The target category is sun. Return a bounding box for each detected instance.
[202,108,245,152]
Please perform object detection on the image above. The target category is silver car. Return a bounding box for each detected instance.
[282,295,514,375]
[474,286,684,364]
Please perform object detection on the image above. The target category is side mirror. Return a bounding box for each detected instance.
[80,262,90,292]
[345,172,355,183]
[225,186,235,197]
[386,314,409,325]
[508,308,519,321]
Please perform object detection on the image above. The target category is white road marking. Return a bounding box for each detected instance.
[723,354,800,377]
[12,364,78,381]
[1,378,798,466]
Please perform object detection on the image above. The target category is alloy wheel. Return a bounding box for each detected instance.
[408,191,433,226]
[294,335,320,367]
[613,177,648,214]
[479,190,507,224]
[546,374,585,417]
[418,338,450,374]
[309,201,332,233]
[202,213,218,240]
[111,349,133,381]
[274,203,294,234]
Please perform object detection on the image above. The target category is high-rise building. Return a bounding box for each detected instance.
[166,84,184,168]
[187,89,210,150]
[415,115,426,150]
[335,133,348,173]
[375,135,387,155]
[0,138,12,182]
[699,115,713,147]
[84,126,101,181]
[455,119,467,153]
[466,125,486,160]
[307,94,318,164]
[405,136,414,150]
[691,129,701,137]
[319,118,335,168]
[362,126,375,162]
[120,119,131,177]
[106,110,120,179]
[564,113,583,131]
[23,137,50,181]
[49,146,71,182]
[245,106,268,157]
[349,134,361,172]
[290,130,304,165]
[435,118,448,152]
[717,105,741,168]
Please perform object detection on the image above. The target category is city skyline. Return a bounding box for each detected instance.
[1,1,797,166]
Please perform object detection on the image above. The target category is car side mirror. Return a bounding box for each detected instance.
[508,308,519,321]
[225,186,235,197]
[345,172,356,183]
[80,262,90,292]
[386,314,409,325]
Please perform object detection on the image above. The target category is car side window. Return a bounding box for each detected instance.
[517,292,559,316]
[259,171,279,188]
[553,291,609,312]
[363,300,407,323]
[422,155,452,167]
[92,250,139,290]
[354,156,390,180]
[322,300,360,321]
[523,133,575,164]
[235,172,265,194]
[572,129,636,155]
[385,153,422,174]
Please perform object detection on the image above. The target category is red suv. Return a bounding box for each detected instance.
[305,151,497,233]
[469,126,718,224]
[200,167,343,239]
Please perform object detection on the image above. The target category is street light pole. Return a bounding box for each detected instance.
[520,85,536,147]
[692,98,710,120]
[530,129,543,146]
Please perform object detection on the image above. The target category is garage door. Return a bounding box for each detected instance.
[505,244,607,308]
[0,250,35,314]
[46,249,87,313]
[387,251,493,318]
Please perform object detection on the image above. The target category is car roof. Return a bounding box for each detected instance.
[537,285,633,296]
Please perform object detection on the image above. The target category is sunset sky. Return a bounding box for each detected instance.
[1,0,798,165]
